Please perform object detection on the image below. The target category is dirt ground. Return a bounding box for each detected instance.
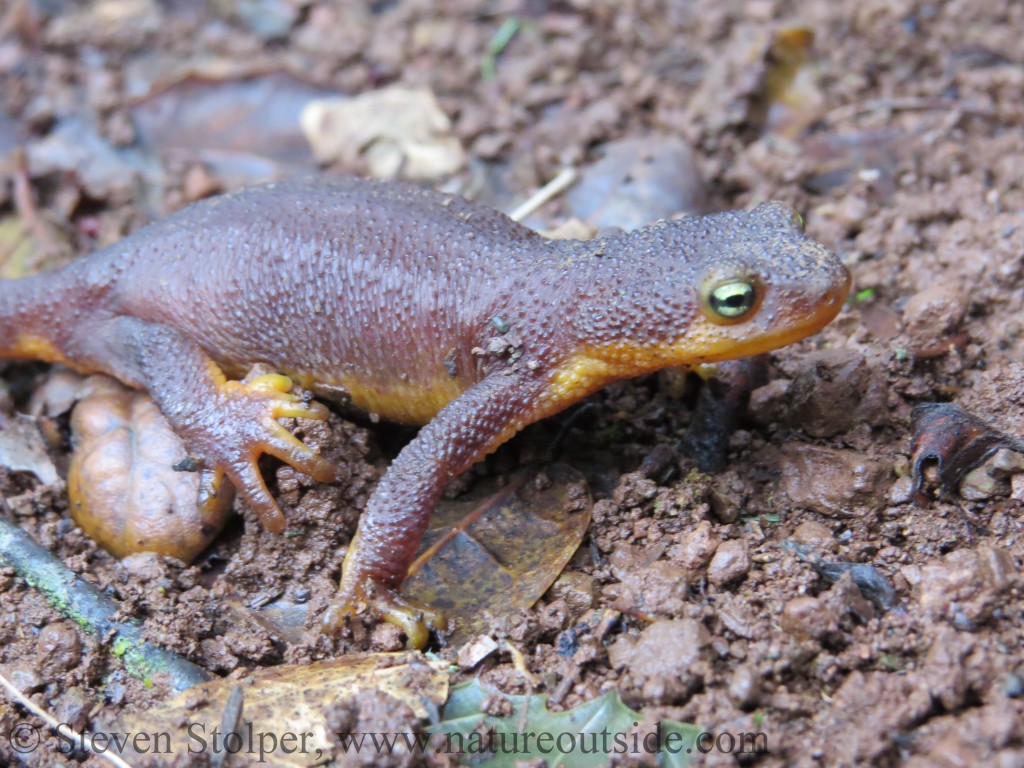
[1,0,1024,766]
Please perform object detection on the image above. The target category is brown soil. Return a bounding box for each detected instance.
[2,1,1024,766]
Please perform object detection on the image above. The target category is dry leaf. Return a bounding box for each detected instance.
[0,412,59,485]
[301,86,465,180]
[0,211,72,279]
[106,652,449,766]
[566,135,705,231]
[67,376,233,562]
[215,465,590,647]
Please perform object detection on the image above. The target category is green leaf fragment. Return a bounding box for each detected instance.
[430,679,700,767]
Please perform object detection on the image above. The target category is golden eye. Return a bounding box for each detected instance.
[791,210,805,230]
[706,280,758,321]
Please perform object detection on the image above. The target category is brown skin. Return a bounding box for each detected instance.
[0,176,850,646]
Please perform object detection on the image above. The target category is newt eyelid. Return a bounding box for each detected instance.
[0,177,850,647]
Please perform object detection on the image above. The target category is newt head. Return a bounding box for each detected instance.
[680,200,852,362]
[547,201,851,405]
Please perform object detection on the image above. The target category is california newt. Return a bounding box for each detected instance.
[0,176,850,646]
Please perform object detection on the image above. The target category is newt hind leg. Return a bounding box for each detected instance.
[70,316,336,532]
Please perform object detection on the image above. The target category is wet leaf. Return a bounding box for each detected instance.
[109,652,449,766]
[67,377,233,562]
[910,402,1024,504]
[27,116,166,203]
[431,678,700,767]
[132,73,332,186]
[0,412,59,485]
[799,130,903,198]
[300,85,466,180]
[566,135,706,231]
[404,464,591,647]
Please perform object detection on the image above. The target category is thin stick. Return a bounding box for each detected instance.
[508,167,578,223]
[0,505,209,692]
[0,669,135,768]
[824,96,1024,127]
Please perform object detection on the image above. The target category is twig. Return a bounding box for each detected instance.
[508,168,578,223]
[11,149,61,255]
[0,668,135,768]
[498,640,539,687]
[824,97,1024,127]
[0,503,210,692]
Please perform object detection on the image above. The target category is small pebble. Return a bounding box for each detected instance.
[54,687,90,733]
[674,520,720,575]
[959,464,1008,500]
[1001,670,1024,699]
[707,540,750,586]
[7,667,43,694]
[608,619,709,704]
[902,281,967,351]
[728,664,761,710]
[548,571,596,617]
[889,475,915,505]
[36,623,81,672]
[791,520,836,551]
[457,635,499,670]
[780,596,834,641]
[781,444,888,518]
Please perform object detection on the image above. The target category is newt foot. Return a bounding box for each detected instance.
[322,580,445,650]
[187,373,337,533]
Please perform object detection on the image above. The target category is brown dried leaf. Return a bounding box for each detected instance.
[404,463,591,646]
[300,86,465,180]
[565,135,705,231]
[761,27,825,138]
[67,376,233,562]
[106,652,448,766]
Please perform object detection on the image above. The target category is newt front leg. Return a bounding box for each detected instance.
[323,371,546,648]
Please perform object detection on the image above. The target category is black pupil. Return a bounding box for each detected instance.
[723,292,747,308]
[712,285,753,313]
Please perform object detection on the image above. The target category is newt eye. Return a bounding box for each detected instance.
[705,280,758,321]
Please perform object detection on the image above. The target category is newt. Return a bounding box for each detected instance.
[0,176,850,647]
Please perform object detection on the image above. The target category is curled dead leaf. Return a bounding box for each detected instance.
[911,402,1024,504]
[301,86,465,180]
[68,376,233,562]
